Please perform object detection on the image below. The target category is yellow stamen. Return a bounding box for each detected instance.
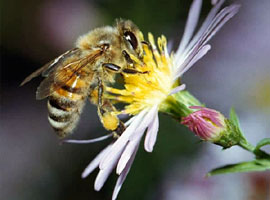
[106,33,175,115]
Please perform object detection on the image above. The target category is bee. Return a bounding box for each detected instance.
[20,19,146,138]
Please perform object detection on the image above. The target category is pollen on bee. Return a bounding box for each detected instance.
[89,89,99,104]
[102,112,119,131]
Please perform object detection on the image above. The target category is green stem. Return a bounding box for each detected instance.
[239,140,270,159]
[239,140,255,152]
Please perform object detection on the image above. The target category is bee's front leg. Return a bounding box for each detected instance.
[89,77,125,137]
[103,63,147,75]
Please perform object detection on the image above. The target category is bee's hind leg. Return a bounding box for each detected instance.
[89,78,125,137]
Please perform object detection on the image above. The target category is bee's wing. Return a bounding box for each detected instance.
[20,48,80,86]
[36,74,55,100]
[36,49,103,100]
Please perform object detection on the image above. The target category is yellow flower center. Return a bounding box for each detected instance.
[106,33,175,115]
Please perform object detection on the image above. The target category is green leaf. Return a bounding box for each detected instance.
[229,107,240,128]
[255,138,270,150]
[207,159,270,176]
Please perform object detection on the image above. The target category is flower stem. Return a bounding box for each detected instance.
[239,140,255,152]
[239,139,270,159]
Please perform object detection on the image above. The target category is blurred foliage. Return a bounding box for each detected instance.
[93,0,189,34]
[93,0,212,34]
[0,0,212,58]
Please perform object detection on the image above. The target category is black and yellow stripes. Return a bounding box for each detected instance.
[47,94,86,138]
[47,70,91,137]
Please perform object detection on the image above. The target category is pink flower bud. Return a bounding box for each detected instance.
[181,106,226,142]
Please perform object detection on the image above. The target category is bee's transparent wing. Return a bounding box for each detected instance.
[36,75,55,100]
[36,49,103,100]
[35,59,82,100]
[20,48,80,86]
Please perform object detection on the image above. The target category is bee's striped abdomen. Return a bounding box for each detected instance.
[47,72,91,138]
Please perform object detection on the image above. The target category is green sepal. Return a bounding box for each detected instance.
[229,108,245,139]
[213,119,242,149]
[160,90,202,118]
[207,158,270,176]
[229,108,240,128]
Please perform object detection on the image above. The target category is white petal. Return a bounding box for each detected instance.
[183,0,225,57]
[116,137,140,175]
[169,84,186,95]
[174,2,239,76]
[124,115,136,126]
[198,4,240,48]
[112,144,139,200]
[144,111,159,152]
[175,44,211,79]
[64,133,113,144]
[129,105,158,141]
[117,106,158,174]
[99,110,148,170]
[175,0,202,56]
[94,168,113,191]
[167,39,174,54]
[183,4,240,62]
[81,144,112,178]
[94,144,125,191]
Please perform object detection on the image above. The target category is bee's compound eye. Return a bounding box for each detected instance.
[124,31,138,50]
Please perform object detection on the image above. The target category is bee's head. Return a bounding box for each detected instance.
[116,19,144,59]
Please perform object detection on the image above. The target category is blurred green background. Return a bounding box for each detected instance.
[1,0,269,200]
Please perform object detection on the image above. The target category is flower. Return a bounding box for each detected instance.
[181,106,226,142]
[72,0,240,199]
[181,106,249,149]
[106,34,182,115]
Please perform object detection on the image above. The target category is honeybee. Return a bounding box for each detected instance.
[21,19,146,138]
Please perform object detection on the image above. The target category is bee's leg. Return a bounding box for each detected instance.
[122,50,134,65]
[122,68,148,74]
[91,78,125,136]
[103,63,147,75]
[102,63,121,72]
[121,50,148,74]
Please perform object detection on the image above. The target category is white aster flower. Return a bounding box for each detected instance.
[70,0,240,199]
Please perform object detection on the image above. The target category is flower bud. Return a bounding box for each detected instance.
[181,106,226,142]
[181,106,243,148]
